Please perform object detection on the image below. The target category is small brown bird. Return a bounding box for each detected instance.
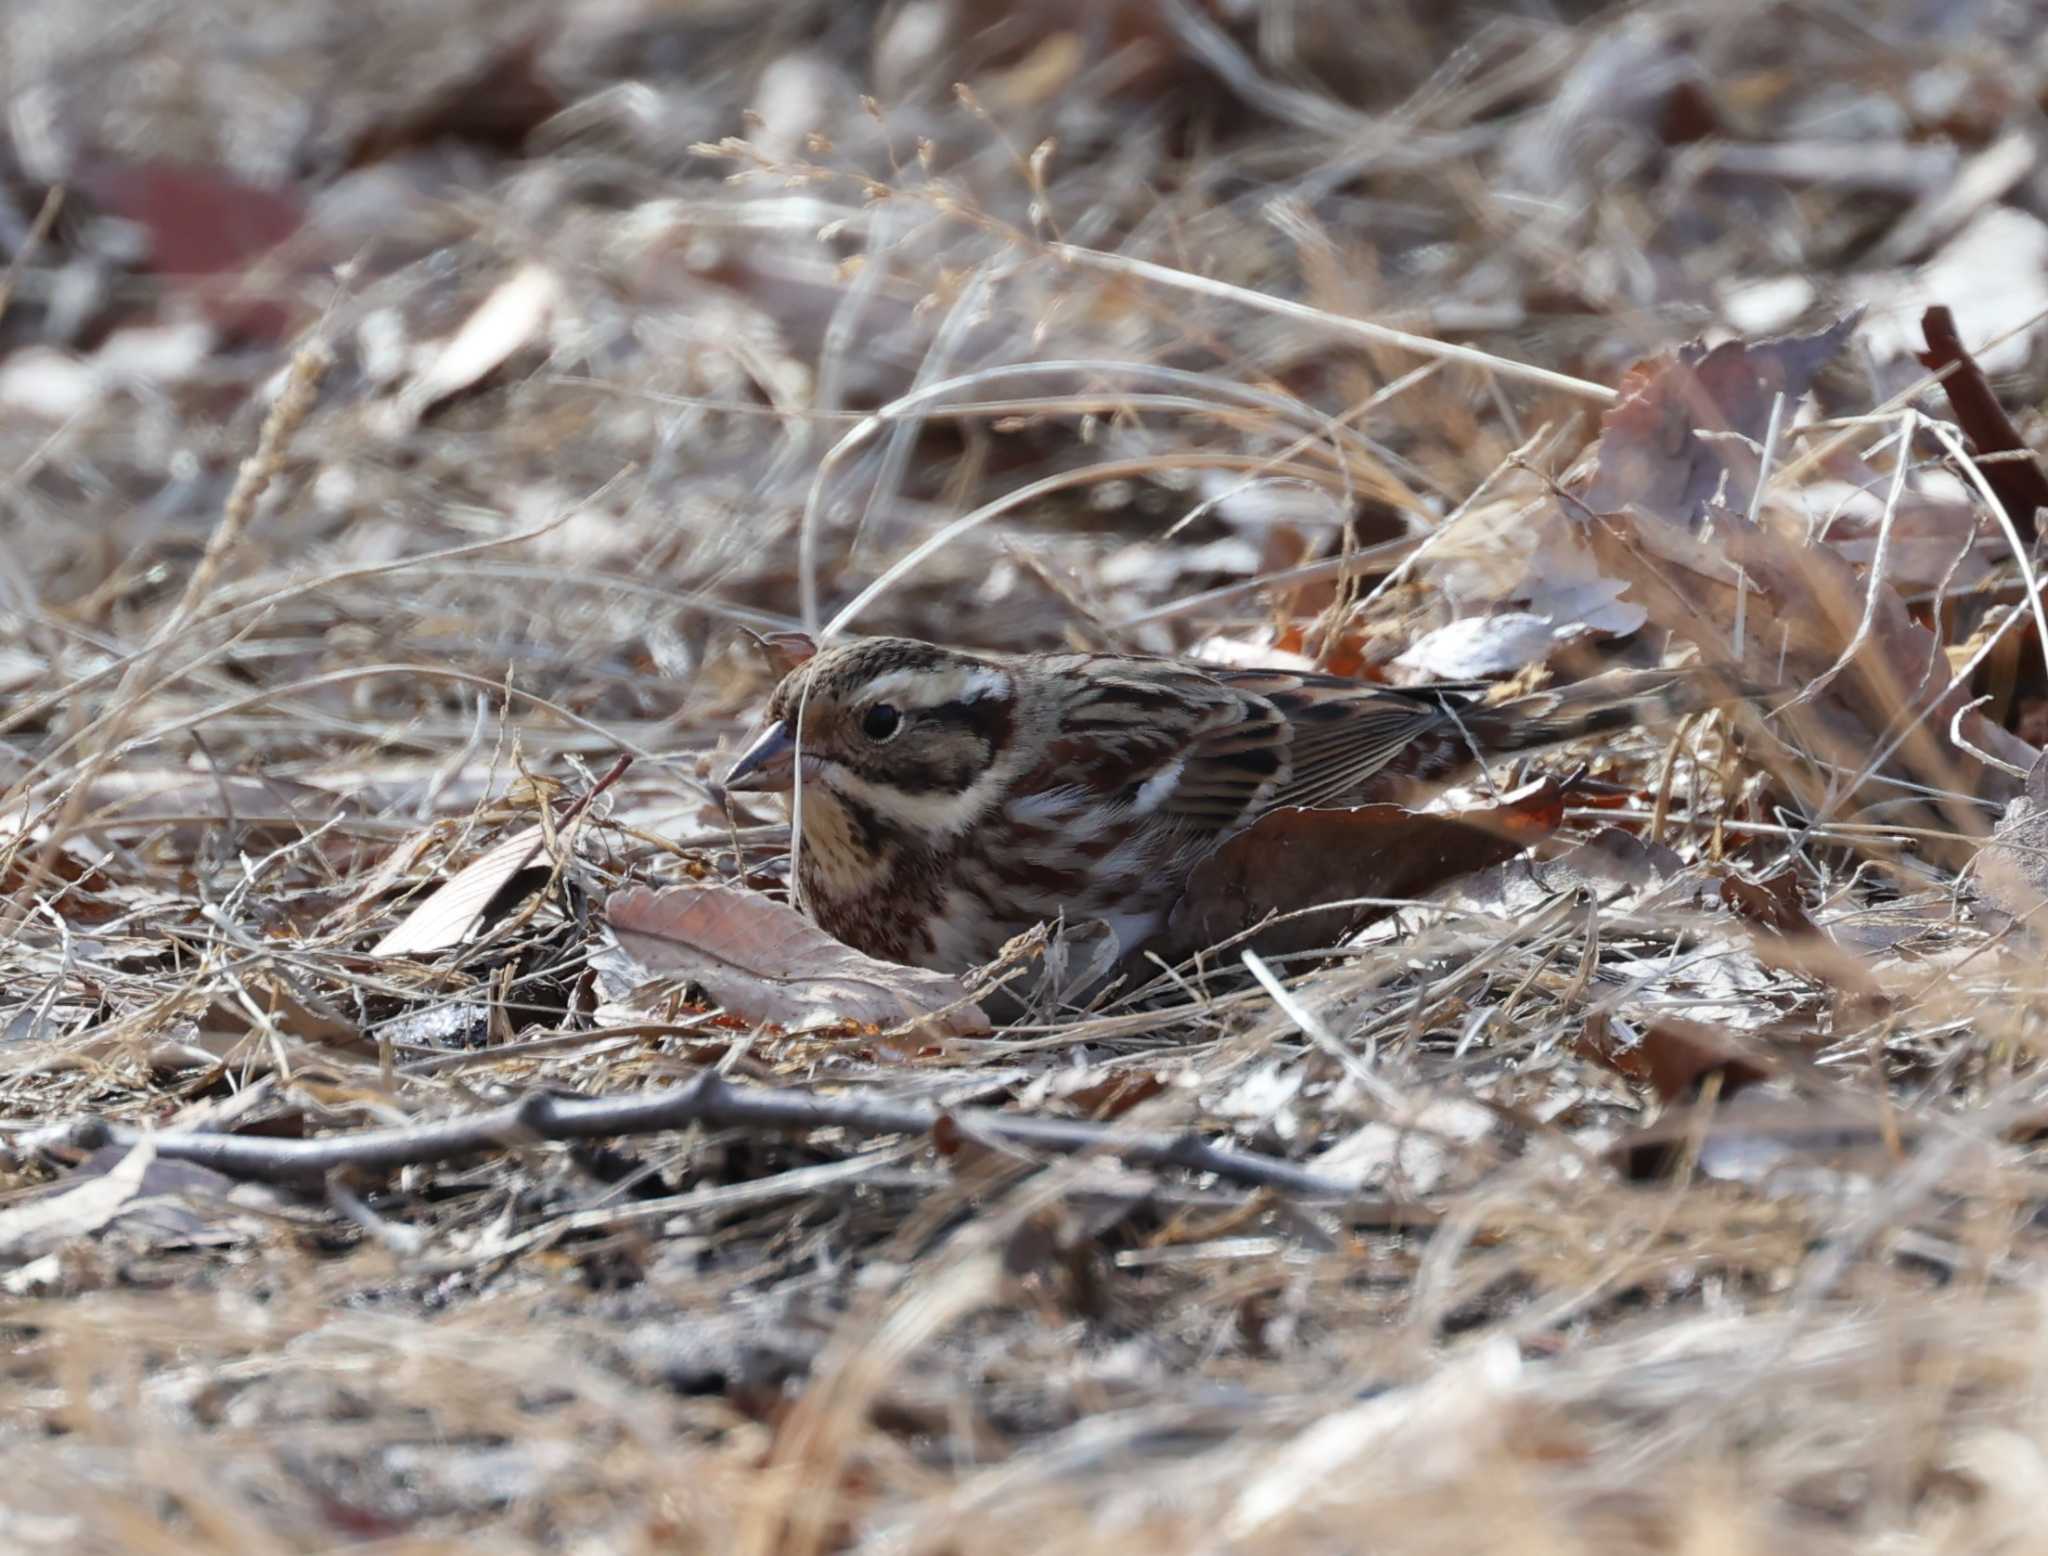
[720,637,1693,972]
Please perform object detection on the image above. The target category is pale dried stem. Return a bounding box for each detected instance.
[2,336,331,929]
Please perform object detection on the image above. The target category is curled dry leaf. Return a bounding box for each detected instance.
[742,629,819,677]
[1160,776,1568,962]
[1570,315,2037,811]
[606,884,989,1037]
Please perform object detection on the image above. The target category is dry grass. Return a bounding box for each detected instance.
[5,2,2048,1551]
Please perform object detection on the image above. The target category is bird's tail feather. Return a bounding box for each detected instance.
[1464,667,1740,757]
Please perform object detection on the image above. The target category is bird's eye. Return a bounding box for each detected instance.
[861,703,902,742]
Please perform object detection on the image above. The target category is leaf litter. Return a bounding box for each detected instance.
[4,5,2048,1552]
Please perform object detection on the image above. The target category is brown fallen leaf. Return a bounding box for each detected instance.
[1019,1063,1173,1120]
[1917,304,2048,543]
[1159,776,1567,962]
[0,839,117,923]
[1717,866,1816,938]
[1575,1008,1775,1106]
[1716,865,1886,1008]
[606,884,989,1037]
[1579,316,1860,524]
[1569,317,2037,817]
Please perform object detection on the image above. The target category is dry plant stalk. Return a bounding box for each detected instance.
[2,335,331,930]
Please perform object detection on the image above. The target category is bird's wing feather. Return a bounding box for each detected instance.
[1008,658,1288,836]
[1013,659,1503,842]
[1218,671,1485,813]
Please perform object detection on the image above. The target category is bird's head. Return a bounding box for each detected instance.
[719,637,1021,838]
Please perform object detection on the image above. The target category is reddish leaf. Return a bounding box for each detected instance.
[1718,868,1817,938]
[1917,304,2048,542]
[80,161,306,338]
[1574,1009,1774,1105]
[744,630,819,677]
[1161,777,1567,961]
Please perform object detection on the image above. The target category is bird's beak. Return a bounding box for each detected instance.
[720,721,797,794]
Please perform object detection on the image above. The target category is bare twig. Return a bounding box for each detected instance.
[29,1068,1381,1203]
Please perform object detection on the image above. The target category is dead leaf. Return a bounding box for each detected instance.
[1718,867,1816,938]
[1387,613,1567,682]
[1575,1009,1775,1105]
[370,824,555,957]
[1582,315,1859,524]
[0,839,118,922]
[606,884,989,1036]
[1570,317,2038,812]
[373,756,628,957]
[1918,304,2048,543]
[399,263,562,424]
[1160,777,1568,961]
[1019,1062,1173,1120]
[79,160,306,339]
[743,629,819,677]
[0,1139,155,1264]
